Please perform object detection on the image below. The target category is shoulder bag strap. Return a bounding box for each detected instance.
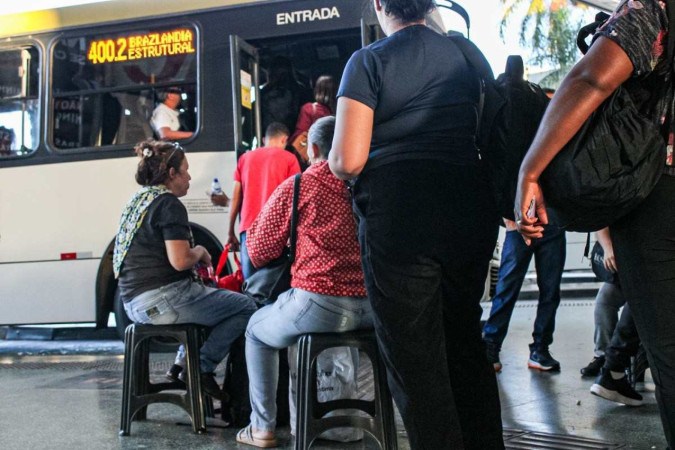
[288,173,301,263]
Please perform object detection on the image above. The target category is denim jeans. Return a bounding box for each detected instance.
[244,288,372,432]
[612,174,675,448]
[483,224,566,350]
[240,231,257,280]
[593,282,625,357]
[353,161,504,450]
[124,278,257,373]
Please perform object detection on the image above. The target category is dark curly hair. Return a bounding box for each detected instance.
[134,139,185,186]
[380,0,435,22]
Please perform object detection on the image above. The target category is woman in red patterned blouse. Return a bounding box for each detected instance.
[235,116,372,448]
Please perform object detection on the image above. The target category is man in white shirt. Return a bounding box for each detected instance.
[151,87,193,140]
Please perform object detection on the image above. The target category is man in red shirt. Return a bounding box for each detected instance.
[226,122,301,278]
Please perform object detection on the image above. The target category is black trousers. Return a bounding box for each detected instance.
[353,160,504,450]
[612,174,675,449]
[604,303,641,372]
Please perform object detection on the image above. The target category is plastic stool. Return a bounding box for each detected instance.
[119,323,212,435]
[295,329,398,450]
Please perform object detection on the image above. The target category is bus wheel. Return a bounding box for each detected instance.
[113,288,131,340]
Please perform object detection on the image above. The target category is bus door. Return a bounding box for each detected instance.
[230,35,262,157]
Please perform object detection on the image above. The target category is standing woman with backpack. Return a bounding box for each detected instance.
[515,1,675,447]
[329,0,504,448]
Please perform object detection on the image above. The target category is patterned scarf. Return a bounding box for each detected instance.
[113,185,170,278]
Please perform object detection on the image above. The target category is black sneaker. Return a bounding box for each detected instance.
[580,355,605,377]
[528,347,561,371]
[485,342,502,372]
[590,368,643,406]
[200,372,223,399]
[165,364,184,382]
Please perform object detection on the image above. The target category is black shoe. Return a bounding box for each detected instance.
[590,368,643,406]
[166,364,184,382]
[528,347,561,371]
[580,356,605,377]
[485,342,502,372]
[200,372,223,399]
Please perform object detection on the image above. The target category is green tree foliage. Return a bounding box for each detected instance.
[500,0,583,69]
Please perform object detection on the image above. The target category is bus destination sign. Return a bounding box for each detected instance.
[87,28,195,64]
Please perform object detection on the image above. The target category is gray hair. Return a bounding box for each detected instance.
[307,116,336,160]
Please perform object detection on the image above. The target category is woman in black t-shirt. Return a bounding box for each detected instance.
[113,139,256,400]
[328,1,503,449]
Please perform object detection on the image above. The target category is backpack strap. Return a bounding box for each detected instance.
[288,173,301,264]
[448,35,498,144]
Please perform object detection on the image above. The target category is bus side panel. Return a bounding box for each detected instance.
[0,151,235,326]
[0,260,97,324]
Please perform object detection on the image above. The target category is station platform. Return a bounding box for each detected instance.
[0,299,668,449]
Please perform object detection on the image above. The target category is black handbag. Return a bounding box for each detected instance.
[242,174,301,306]
[590,241,617,284]
[539,3,674,233]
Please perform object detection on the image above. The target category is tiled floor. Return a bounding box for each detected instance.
[0,300,668,449]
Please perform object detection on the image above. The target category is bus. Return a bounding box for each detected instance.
[0,0,610,338]
[0,0,477,338]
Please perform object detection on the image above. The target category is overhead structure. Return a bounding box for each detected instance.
[576,0,619,12]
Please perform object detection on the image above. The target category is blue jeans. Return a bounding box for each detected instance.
[124,278,257,373]
[244,288,372,432]
[593,282,625,357]
[483,225,566,350]
[240,231,256,280]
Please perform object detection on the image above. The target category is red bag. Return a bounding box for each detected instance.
[215,244,244,292]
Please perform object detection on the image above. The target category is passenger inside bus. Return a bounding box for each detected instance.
[150,87,193,141]
[288,74,337,169]
[259,56,312,135]
[0,126,15,155]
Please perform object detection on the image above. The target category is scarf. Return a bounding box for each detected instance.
[113,185,170,278]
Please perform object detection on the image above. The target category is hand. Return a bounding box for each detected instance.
[291,131,309,160]
[603,249,617,273]
[503,218,517,231]
[514,178,548,246]
[210,192,230,207]
[195,245,212,267]
[227,232,240,252]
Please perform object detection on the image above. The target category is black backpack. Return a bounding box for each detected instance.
[449,37,548,220]
[494,56,550,220]
[538,8,674,232]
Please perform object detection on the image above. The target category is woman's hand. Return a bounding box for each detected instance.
[194,245,212,267]
[603,248,617,273]
[514,178,547,245]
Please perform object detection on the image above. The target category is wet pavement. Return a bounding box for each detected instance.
[0,299,668,449]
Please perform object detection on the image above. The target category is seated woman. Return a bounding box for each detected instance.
[288,75,337,169]
[235,116,372,448]
[113,139,257,399]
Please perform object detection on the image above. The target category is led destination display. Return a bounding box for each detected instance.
[87,28,195,64]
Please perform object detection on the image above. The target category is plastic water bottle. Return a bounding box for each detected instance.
[211,178,223,195]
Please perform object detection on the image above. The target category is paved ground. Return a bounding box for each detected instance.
[0,300,668,449]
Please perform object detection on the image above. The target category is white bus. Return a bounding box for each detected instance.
[0,0,610,338]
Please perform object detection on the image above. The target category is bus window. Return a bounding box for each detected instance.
[50,24,198,150]
[0,46,39,157]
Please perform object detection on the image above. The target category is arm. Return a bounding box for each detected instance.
[515,36,633,243]
[328,97,374,179]
[157,128,193,140]
[227,181,243,249]
[165,241,211,271]
[596,227,617,273]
